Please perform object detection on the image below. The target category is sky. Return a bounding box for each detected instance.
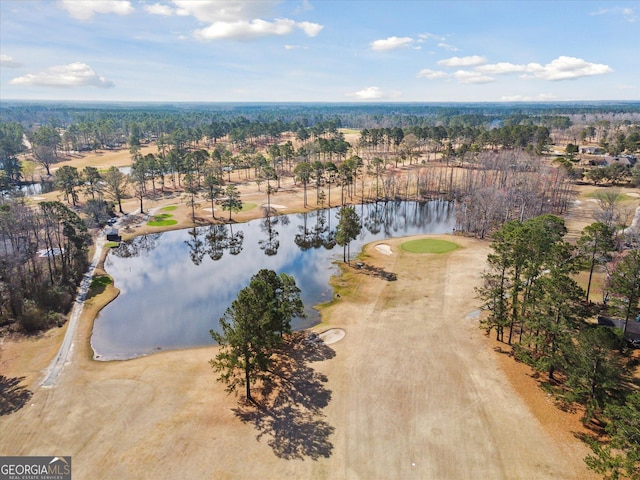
[0,0,638,103]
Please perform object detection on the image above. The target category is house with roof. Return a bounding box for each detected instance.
[581,146,604,155]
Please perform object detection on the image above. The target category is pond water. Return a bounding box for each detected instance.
[1,182,49,197]
[91,201,455,360]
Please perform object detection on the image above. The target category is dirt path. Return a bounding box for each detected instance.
[41,234,106,387]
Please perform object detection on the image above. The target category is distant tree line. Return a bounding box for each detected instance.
[3,101,639,129]
[2,103,640,197]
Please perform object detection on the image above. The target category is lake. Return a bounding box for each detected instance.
[91,200,455,359]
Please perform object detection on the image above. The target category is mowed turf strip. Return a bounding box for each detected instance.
[401,238,459,253]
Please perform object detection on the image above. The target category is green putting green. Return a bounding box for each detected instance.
[401,238,459,254]
[240,202,257,212]
[160,205,177,211]
[148,212,178,226]
[147,219,178,226]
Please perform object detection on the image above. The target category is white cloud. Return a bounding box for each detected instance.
[453,70,494,84]
[194,18,321,40]
[352,86,384,100]
[370,36,414,51]
[0,54,22,68]
[418,33,445,42]
[297,21,323,37]
[172,1,322,40]
[437,43,459,52]
[500,94,557,102]
[145,3,174,16]
[59,0,134,20]
[417,68,448,80]
[438,55,487,67]
[476,62,527,74]
[284,44,308,50]
[10,62,115,88]
[172,0,278,22]
[590,7,637,23]
[474,56,612,81]
[523,56,613,81]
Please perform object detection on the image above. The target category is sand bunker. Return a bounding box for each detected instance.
[318,328,345,345]
[375,244,393,255]
[261,204,287,210]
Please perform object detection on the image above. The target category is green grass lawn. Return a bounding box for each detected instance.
[147,212,178,226]
[90,275,112,289]
[88,275,113,299]
[401,238,459,254]
[240,202,257,212]
[160,205,177,211]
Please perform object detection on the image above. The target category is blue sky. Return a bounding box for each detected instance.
[0,0,638,102]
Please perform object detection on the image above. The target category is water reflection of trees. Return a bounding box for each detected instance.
[112,233,162,258]
[360,200,453,237]
[114,201,452,265]
[259,208,289,256]
[295,210,335,251]
[186,227,206,265]
[185,224,245,265]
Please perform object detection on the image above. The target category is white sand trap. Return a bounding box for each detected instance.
[261,204,287,210]
[375,244,393,255]
[201,207,218,212]
[319,328,345,345]
[627,192,640,198]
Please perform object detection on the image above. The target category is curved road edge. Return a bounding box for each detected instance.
[40,233,106,387]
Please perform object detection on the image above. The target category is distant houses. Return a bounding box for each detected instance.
[588,154,637,167]
[581,146,604,155]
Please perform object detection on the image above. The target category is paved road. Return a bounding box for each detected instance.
[40,232,106,387]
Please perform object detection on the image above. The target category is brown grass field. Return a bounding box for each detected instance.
[2,146,638,479]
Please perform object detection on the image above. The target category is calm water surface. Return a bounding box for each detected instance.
[92,201,454,359]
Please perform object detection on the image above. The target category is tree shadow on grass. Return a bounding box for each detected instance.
[232,332,336,460]
[0,375,32,416]
[354,262,397,281]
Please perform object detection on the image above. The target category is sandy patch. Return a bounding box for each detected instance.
[375,243,393,255]
[318,328,345,345]
[627,192,640,198]
[261,203,287,210]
